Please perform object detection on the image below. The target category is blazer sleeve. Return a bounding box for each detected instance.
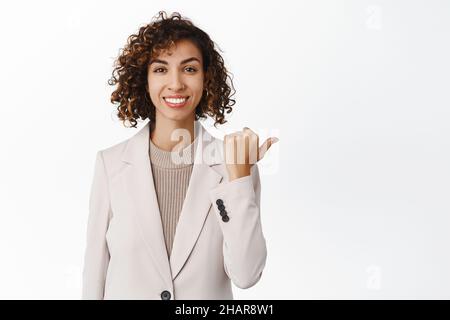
[82,150,112,299]
[208,163,267,289]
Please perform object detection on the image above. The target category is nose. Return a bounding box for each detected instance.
[168,70,185,91]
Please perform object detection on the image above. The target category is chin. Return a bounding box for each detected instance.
[158,108,195,122]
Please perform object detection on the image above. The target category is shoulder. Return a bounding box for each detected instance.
[93,124,145,178]
[100,121,148,159]
[97,139,128,163]
[91,139,127,180]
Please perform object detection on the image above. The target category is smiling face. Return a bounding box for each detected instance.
[146,39,205,123]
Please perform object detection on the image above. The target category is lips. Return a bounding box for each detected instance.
[163,96,190,108]
[164,95,189,99]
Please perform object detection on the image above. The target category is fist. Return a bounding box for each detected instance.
[224,127,279,181]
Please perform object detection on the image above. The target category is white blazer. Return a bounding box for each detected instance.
[82,120,267,300]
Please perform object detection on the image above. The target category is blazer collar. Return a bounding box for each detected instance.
[121,119,224,166]
[120,120,225,284]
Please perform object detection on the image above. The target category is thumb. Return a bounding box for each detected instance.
[258,137,279,161]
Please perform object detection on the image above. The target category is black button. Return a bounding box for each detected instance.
[219,209,227,217]
[217,204,225,211]
[161,290,171,300]
[222,215,230,222]
[216,199,223,206]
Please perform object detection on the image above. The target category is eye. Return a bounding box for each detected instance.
[185,66,197,73]
[152,66,198,73]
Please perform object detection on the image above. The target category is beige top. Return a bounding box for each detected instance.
[148,132,197,258]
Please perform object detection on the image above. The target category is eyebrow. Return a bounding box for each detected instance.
[149,57,201,66]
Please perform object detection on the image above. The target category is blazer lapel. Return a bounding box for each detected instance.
[121,122,172,287]
[169,121,224,280]
[121,120,225,284]
[169,161,223,280]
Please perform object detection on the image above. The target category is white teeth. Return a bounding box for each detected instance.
[165,97,187,104]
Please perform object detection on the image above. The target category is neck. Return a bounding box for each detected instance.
[150,113,195,152]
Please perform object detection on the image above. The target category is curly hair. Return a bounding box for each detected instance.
[108,11,236,128]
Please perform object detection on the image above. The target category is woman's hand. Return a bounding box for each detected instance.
[224,127,279,181]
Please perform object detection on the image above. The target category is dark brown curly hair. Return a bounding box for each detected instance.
[108,11,236,128]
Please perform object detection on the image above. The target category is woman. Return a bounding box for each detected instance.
[82,11,278,300]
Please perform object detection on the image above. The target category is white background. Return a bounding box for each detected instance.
[0,0,449,299]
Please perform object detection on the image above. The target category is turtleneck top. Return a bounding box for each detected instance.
[148,131,197,258]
